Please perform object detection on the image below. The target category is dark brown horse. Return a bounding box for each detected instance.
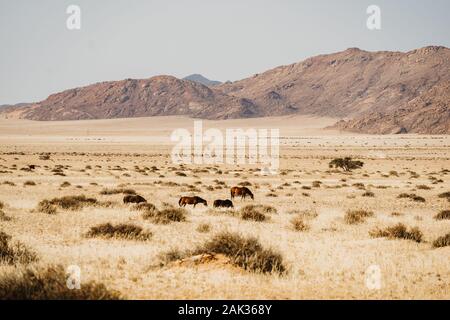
[213,199,234,208]
[179,196,207,208]
[123,194,147,204]
[230,186,254,200]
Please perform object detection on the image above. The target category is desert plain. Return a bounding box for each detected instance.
[0,115,449,299]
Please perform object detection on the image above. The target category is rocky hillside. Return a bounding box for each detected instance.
[1,46,449,134]
[334,80,450,134]
[2,76,257,121]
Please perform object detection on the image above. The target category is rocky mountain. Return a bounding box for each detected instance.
[1,46,449,134]
[2,76,257,121]
[183,74,222,86]
[333,80,450,134]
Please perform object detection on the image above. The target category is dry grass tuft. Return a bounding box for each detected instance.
[432,233,450,248]
[196,223,211,233]
[290,216,310,232]
[86,223,152,241]
[23,181,36,186]
[142,207,187,224]
[398,193,426,202]
[369,223,423,243]
[100,188,136,195]
[0,265,121,299]
[193,232,286,274]
[240,205,269,222]
[434,210,450,220]
[0,231,38,265]
[344,209,374,225]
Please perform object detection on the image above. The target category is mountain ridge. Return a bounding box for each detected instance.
[1,46,449,134]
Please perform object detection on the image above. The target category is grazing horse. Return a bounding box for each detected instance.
[230,186,254,200]
[123,194,147,204]
[213,199,234,208]
[179,196,207,208]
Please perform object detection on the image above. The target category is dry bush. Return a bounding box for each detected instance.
[432,233,450,248]
[312,181,322,188]
[290,216,310,232]
[344,209,374,225]
[240,205,270,222]
[0,265,121,300]
[438,192,450,201]
[194,232,286,274]
[369,223,423,243]
[0,231,38,265]
[100,188,136,195]
[434,210,450,220]
[196,223,211,233]
[398,193,426,202]
[60,181,71,188]
[36,200,57,214]
[2,181,15,186]
[143,207,187,224]
[23,181,36,186]
[47,195,97,210]
[362,191,375,197]
[132,202,157,212]
[158,249,185,265]
[416,185,432,190]
[0,201,4,210]
[0,210,12,221]
[86,223,152,241]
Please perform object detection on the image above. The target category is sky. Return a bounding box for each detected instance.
[1,0,449,104]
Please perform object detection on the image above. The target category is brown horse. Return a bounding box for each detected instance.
[230,186,254,200]
[179,196,207,208]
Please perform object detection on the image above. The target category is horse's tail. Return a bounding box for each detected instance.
[178,197,183,207]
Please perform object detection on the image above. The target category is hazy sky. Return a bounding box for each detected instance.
[1,0,449,104]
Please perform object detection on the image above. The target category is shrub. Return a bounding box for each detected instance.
[36,200,57,214]
[344,209,374,224]
[362,191,375,197]
[416,185,431,190]
[86,223,152,241]
[290,216,309,232]
[100,188,136,195]
[438,192,450,201]
[397,193,426,202]
[434,210,450,220]
[369,223,423,243]
[432,233,450,248]
[196,223,211,233]
[0,265,121,299]
[0,210,12,221]
[143,207,187,224]
[23,181,36,186]
[60,181,71,188]
[44,195,98,211]
[194,232,286,274]
[0,231,38,265]
[132,202,157,213]
[0,201,4,210]
[240,205,271,222]
[329,157,364,172]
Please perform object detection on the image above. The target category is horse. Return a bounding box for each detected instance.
[230,186,254,200]
[123,194,147,204]
[178,196,207,208]
[213,199,234,208]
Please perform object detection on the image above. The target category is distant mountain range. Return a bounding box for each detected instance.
[183,74,222,86]
[1,46,449,134]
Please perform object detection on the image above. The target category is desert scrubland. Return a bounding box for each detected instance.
[0,116,449,299]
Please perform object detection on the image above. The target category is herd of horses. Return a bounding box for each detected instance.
[179,186,254,208]
[123,186,254,209]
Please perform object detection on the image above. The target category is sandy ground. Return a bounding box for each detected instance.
[0,116,449,299]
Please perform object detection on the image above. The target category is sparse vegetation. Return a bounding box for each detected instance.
[290,216,310,231]
[0,265,121,299]
[369,223,423,243]
[239,205,275,222]
[196,223,211,233]
[142,207,187,224]
[434,210,450,220]
[344,209,374,224]
[329,157,364,172]
[193,232,286,274]
[0,231,38,265]
[100,188,136,195]
[397,193,426,202]
[432,233,450,248]
[86,223,152,241]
